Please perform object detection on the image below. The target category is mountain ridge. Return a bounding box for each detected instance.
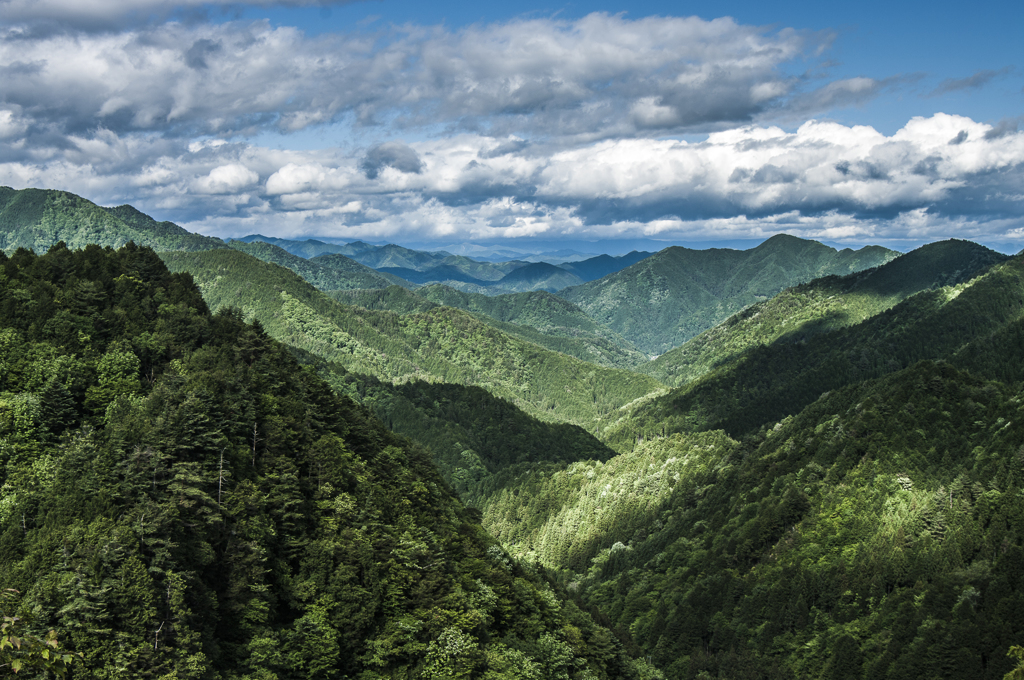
[559,234,900,355]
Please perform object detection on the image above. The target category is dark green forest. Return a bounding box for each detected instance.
[0,243,647,679]
[0,188,1022,680]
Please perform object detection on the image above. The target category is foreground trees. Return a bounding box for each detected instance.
[0,243,640,679]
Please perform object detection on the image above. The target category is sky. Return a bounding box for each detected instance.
[0,0,1021,254]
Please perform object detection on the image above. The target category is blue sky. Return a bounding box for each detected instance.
[0,0,1020,253]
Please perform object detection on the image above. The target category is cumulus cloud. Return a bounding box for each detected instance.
[0,11,1020,248]
[4,112,1020,246]
[192,163,259,194]
[360,142,424,179]
[0,14,822,144]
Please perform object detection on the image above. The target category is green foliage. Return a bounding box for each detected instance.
[1,590,78,677]
[333,285,646,368]
[609,250,1024,449]
[1006,646,1024,680]
[0,243,640,679]
[0,187,225,253]
[160,249,664,429]
[301,357,618,494]
[482,361,1024,679]
[642,239,1007,386]
[559,234,897,356]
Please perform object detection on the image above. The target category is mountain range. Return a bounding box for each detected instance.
[0,185,1021,680]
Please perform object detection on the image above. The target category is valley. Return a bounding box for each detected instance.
[0,186,1021,680]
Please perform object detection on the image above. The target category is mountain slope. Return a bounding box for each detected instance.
[559,235,898,355]
[159,249,664,428]
[491,262,585,293]
[478,360,1024,679]
[606,249,1024,452]
[332,285,647,368]
[557,251,653,282]
[413,285,631,344]
[0,242,642,679]
[642,239,1008,386]
[301,354,619,497]
[0,186,225,252]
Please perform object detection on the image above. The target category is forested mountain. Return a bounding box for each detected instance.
[608,248,1024,449]
[2,188,1022,680]
[476,360,1024,678]
[227,240,414,290]
[457,251,1024,679]
[320,242,529,283]
[557,251,653,282]
[413,285,635,349]
[490,262,586,294]
[559,234,898,355]
[0,187,225,252]
[301,354,620,496]
[642,239,1008,386]
[0,242,648,679]
[332,286,647,368]
[159,249,664,428]
[234,234,356,259]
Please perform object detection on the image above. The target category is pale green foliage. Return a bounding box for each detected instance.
[0,590,78,677]
[423,627,479,680]
[1006,646,1024,680]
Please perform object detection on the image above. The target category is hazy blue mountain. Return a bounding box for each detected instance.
[490,261,585,293]
[376,264,493,286]
[235,233,356,258]
[227,240,414,290]
[557,250,653,282]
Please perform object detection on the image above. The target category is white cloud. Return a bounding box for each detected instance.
[0,14,822,144]
[0,11,1019,248]
[3,113,1020,246]
[192,163,259,194]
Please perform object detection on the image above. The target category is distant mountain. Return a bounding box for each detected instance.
[333,284,647,368]
[414,284,625,337]
[235,233,355,258]
[228,240,414,290]
[491,261,585,293]
[559,234,899,356]
[557,250,653,282]
[238,234,652,293]
[345,242,451,270]
[643,239,1009,386]
[0,186,225,252]
[518,249,600,264]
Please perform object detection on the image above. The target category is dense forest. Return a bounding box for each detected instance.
[0,243,653,679]
[1,187,1022,679]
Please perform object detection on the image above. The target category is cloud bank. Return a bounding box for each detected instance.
[0,13,1020,247]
